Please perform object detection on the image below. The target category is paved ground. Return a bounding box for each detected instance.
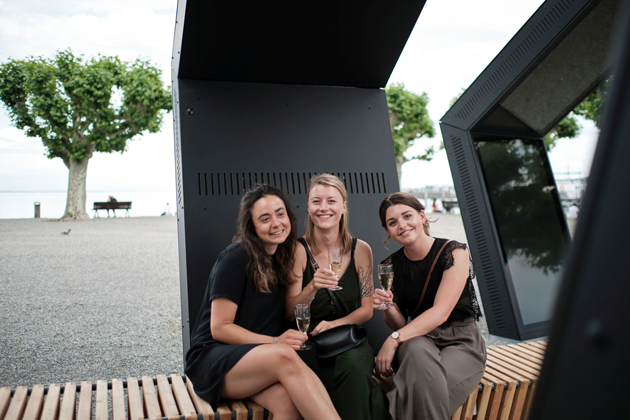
[0,213,547,388]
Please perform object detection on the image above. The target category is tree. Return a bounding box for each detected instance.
[0,50,172,220]
[386,83,435,184]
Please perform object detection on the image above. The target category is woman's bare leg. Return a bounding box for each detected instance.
[222,344,340,420]
[249,383,302,420]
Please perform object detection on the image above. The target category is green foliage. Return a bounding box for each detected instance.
[0,49,172,166]
[386,83,435,163]
[574,77,611,129]
[543,77,610,150]
[544,113,581,151]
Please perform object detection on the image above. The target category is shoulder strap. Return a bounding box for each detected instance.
[411,240,451,317]
[298,238,319,270]
[298,238,347,317]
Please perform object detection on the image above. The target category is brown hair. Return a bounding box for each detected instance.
[233,184,297,293]
[305,174,353,255]
[379,192,431,236]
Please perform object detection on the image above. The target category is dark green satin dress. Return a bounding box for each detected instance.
[298,238,388,420]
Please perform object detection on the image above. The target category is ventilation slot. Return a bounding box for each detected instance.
[196,172,388,196]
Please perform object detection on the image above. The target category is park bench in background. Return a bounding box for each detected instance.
[93,202,132,218]
[0,341,545,420]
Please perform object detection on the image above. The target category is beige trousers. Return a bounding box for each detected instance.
[387,318,487,420]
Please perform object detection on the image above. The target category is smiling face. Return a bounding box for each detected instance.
[384,204,427,245]
[250,194,291,254]
[307,184,347,231]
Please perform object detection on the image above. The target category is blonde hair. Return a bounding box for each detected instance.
[305,174,353,255]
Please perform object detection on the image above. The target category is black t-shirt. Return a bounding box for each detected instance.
[188,243,286,353]
[382,238,481,326]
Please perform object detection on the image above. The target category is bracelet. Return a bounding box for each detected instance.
[271,336,275,344]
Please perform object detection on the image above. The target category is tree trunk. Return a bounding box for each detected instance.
[396,154,404,188]
[62,156,91,220]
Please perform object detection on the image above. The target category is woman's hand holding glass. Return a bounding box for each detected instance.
[310,267,340,290]
[273,328,308,351]
[373,289,394,310]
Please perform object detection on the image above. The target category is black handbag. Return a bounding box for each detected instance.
[298,238,368,358]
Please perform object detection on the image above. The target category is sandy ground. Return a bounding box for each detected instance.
[0,213,555,388]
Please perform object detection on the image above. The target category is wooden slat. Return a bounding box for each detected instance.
[245,400,264,420]
[489,347,542,373]
[216,402,231,420]
[77,382,92,420]
[170,375,196,417]
[475,380,493,420]
[184,377,214,415]
[526,342,547,353]
[142,377,162,420]
[229,400,248,420]
[506,344,544,361]
[41,384,61,420]
[127,378,144,420]
[496,380,517,420]
[460,384,478,420]
[5,386,29,420]
[156,375,179,419]
[0,388,12,420]
[451,405,463,420]
[59,383,76,420]
[483,379,507,420]
[95,381,108,420]
[522,381,538,420]
[487,355,537,381]
[22,385,45,420]
[112,379,126,420]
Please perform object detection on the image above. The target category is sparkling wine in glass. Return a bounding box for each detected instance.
[294,304,312,351]
[378,264,394,308]
[328,247,343,291]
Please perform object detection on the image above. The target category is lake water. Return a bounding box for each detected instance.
[0,191,177,219]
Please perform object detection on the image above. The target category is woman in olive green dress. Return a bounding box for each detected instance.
[285,174,388,420]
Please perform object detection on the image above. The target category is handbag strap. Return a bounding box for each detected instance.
[298,238,347,317]
[411,240,451,317]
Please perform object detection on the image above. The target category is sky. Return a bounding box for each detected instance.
[0,0,600,193]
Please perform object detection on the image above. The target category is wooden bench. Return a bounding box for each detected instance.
[93,202,132,218]
[0,341,545,420]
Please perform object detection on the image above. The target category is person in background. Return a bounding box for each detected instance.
[374,192,486,420]
[185,184,340,420]
[286,174,388,420]
[161,202,172,216]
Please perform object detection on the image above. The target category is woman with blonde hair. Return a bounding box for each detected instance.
[286,174,388,419]
[185,184,340,420]
[374,192,485,419]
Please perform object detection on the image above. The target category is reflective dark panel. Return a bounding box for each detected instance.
[475,137,571,329]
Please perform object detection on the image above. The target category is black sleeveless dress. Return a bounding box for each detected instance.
[297,238,388,420]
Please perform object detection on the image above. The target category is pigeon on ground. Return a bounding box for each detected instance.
[61,229,71,235]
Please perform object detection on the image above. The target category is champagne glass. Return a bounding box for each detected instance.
[294,304,312,351]
[328,247,343,291]
[377,264,394,308]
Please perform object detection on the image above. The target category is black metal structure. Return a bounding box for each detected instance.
[440,0,621,340]
[529,0,630,416]
[171,0,427,359]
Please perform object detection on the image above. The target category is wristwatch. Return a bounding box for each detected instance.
[391,331,403,345]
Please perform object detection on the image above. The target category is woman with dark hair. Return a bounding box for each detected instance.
[185,184,340,420]
[373,192,486,420]
[285,174,388,420]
